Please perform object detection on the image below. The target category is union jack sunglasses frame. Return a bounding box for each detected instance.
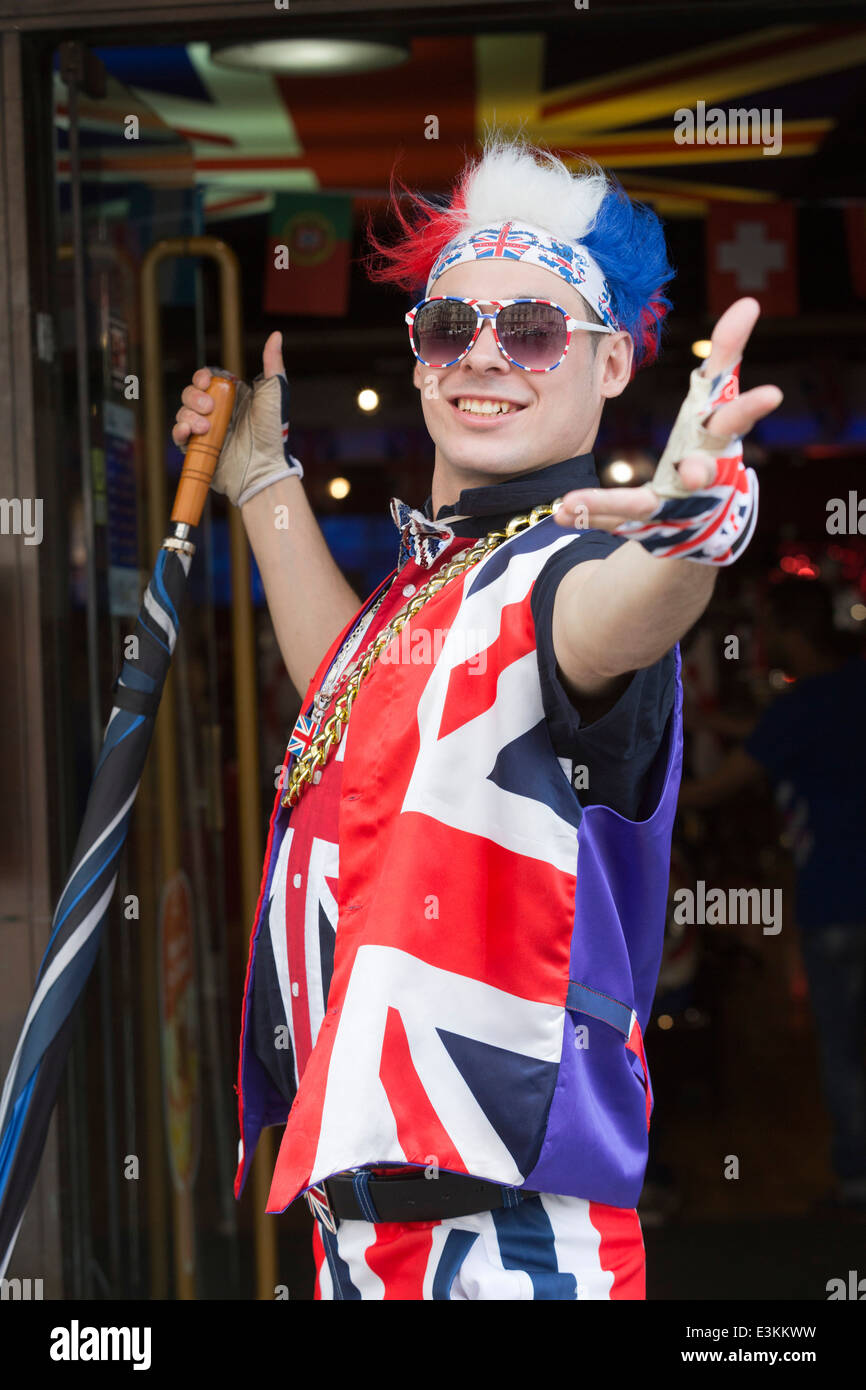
[405,295,615,373]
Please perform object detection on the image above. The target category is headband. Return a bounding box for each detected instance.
[425,220,618,329]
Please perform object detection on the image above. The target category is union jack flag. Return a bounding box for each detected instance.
[304,1182,338,1234]
[235,513,677,1217]
[288,712,319,758]
[614,364,759,566]
[468,223,538,261]
[261,519,593,1213]
[618,464,758,567]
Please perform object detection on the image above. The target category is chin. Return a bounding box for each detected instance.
[444,437,534,477]
[434,415,526,461]
[455,428,564,476]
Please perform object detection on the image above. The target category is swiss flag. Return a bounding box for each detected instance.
[707,204,797,317]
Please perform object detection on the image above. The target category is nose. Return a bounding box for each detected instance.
[462,317,509,371]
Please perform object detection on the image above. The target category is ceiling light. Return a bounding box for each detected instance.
[608,460,634,484]
[211,39,410,76]
[357,388,379,413]
[328,477,350,500]
[691,339,713,359]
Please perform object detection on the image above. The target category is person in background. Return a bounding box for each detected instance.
[679,577,866,1212]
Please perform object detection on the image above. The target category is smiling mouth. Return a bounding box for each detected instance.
[450,397,527,419]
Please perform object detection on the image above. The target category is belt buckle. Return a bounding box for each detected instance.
[304,1181,338,1234]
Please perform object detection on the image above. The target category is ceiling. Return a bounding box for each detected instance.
[70,20,866,218]
[47,7,866,493]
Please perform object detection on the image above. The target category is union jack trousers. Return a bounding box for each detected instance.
[311,1193,645,1300]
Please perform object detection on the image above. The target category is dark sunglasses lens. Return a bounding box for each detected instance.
[498,302,567,367]
[413,300,476,363]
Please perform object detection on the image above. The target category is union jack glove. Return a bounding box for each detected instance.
[612,360,759,566]
[206,368,304,508]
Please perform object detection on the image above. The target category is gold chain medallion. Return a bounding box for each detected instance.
[280,500,561,807]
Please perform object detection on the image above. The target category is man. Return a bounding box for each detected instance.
[173,138,781,1299]
[680,577,866,1213]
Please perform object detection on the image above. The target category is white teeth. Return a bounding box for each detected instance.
[455,398,519,415]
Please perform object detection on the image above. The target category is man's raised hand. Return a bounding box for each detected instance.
[171,331,302,508]
[553,297,783,534]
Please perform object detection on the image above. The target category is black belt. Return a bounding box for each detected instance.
[304,1168,535,1231]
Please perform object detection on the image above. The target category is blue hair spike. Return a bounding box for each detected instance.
[581,176,675,369]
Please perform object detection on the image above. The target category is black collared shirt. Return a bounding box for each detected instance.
[422,453,676,820]
[421,454,600,531]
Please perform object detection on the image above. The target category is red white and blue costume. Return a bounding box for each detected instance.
[313,1191,646,1300]
[234,453,684,1298]
[232,143,756,1298]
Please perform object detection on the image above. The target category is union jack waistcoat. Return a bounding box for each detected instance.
[234,514,683,1213]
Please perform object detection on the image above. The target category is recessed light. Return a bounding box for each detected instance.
[211,39,410,76]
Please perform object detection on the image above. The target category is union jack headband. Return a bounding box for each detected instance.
[425,220,618,330]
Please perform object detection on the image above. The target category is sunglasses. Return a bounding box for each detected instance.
[405,296,614,372]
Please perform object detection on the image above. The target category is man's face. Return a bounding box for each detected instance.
[412,259,632,490]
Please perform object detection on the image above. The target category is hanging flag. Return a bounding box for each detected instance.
[264,192,352,318]
[707,203,797,317]
[843,204,866,301]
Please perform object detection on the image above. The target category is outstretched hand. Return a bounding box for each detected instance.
[553,297,783,532]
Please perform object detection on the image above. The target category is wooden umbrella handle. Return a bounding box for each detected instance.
[170,370,238,527]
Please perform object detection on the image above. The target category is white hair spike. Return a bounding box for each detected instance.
[459,134,609,244]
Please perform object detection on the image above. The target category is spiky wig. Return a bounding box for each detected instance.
[365,136,675,371]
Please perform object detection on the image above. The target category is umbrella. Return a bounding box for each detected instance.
[0,372,237,1279]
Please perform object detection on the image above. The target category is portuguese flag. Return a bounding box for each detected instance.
[264,191,352,317]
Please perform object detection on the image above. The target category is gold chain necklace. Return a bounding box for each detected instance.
[280,498,562,808]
